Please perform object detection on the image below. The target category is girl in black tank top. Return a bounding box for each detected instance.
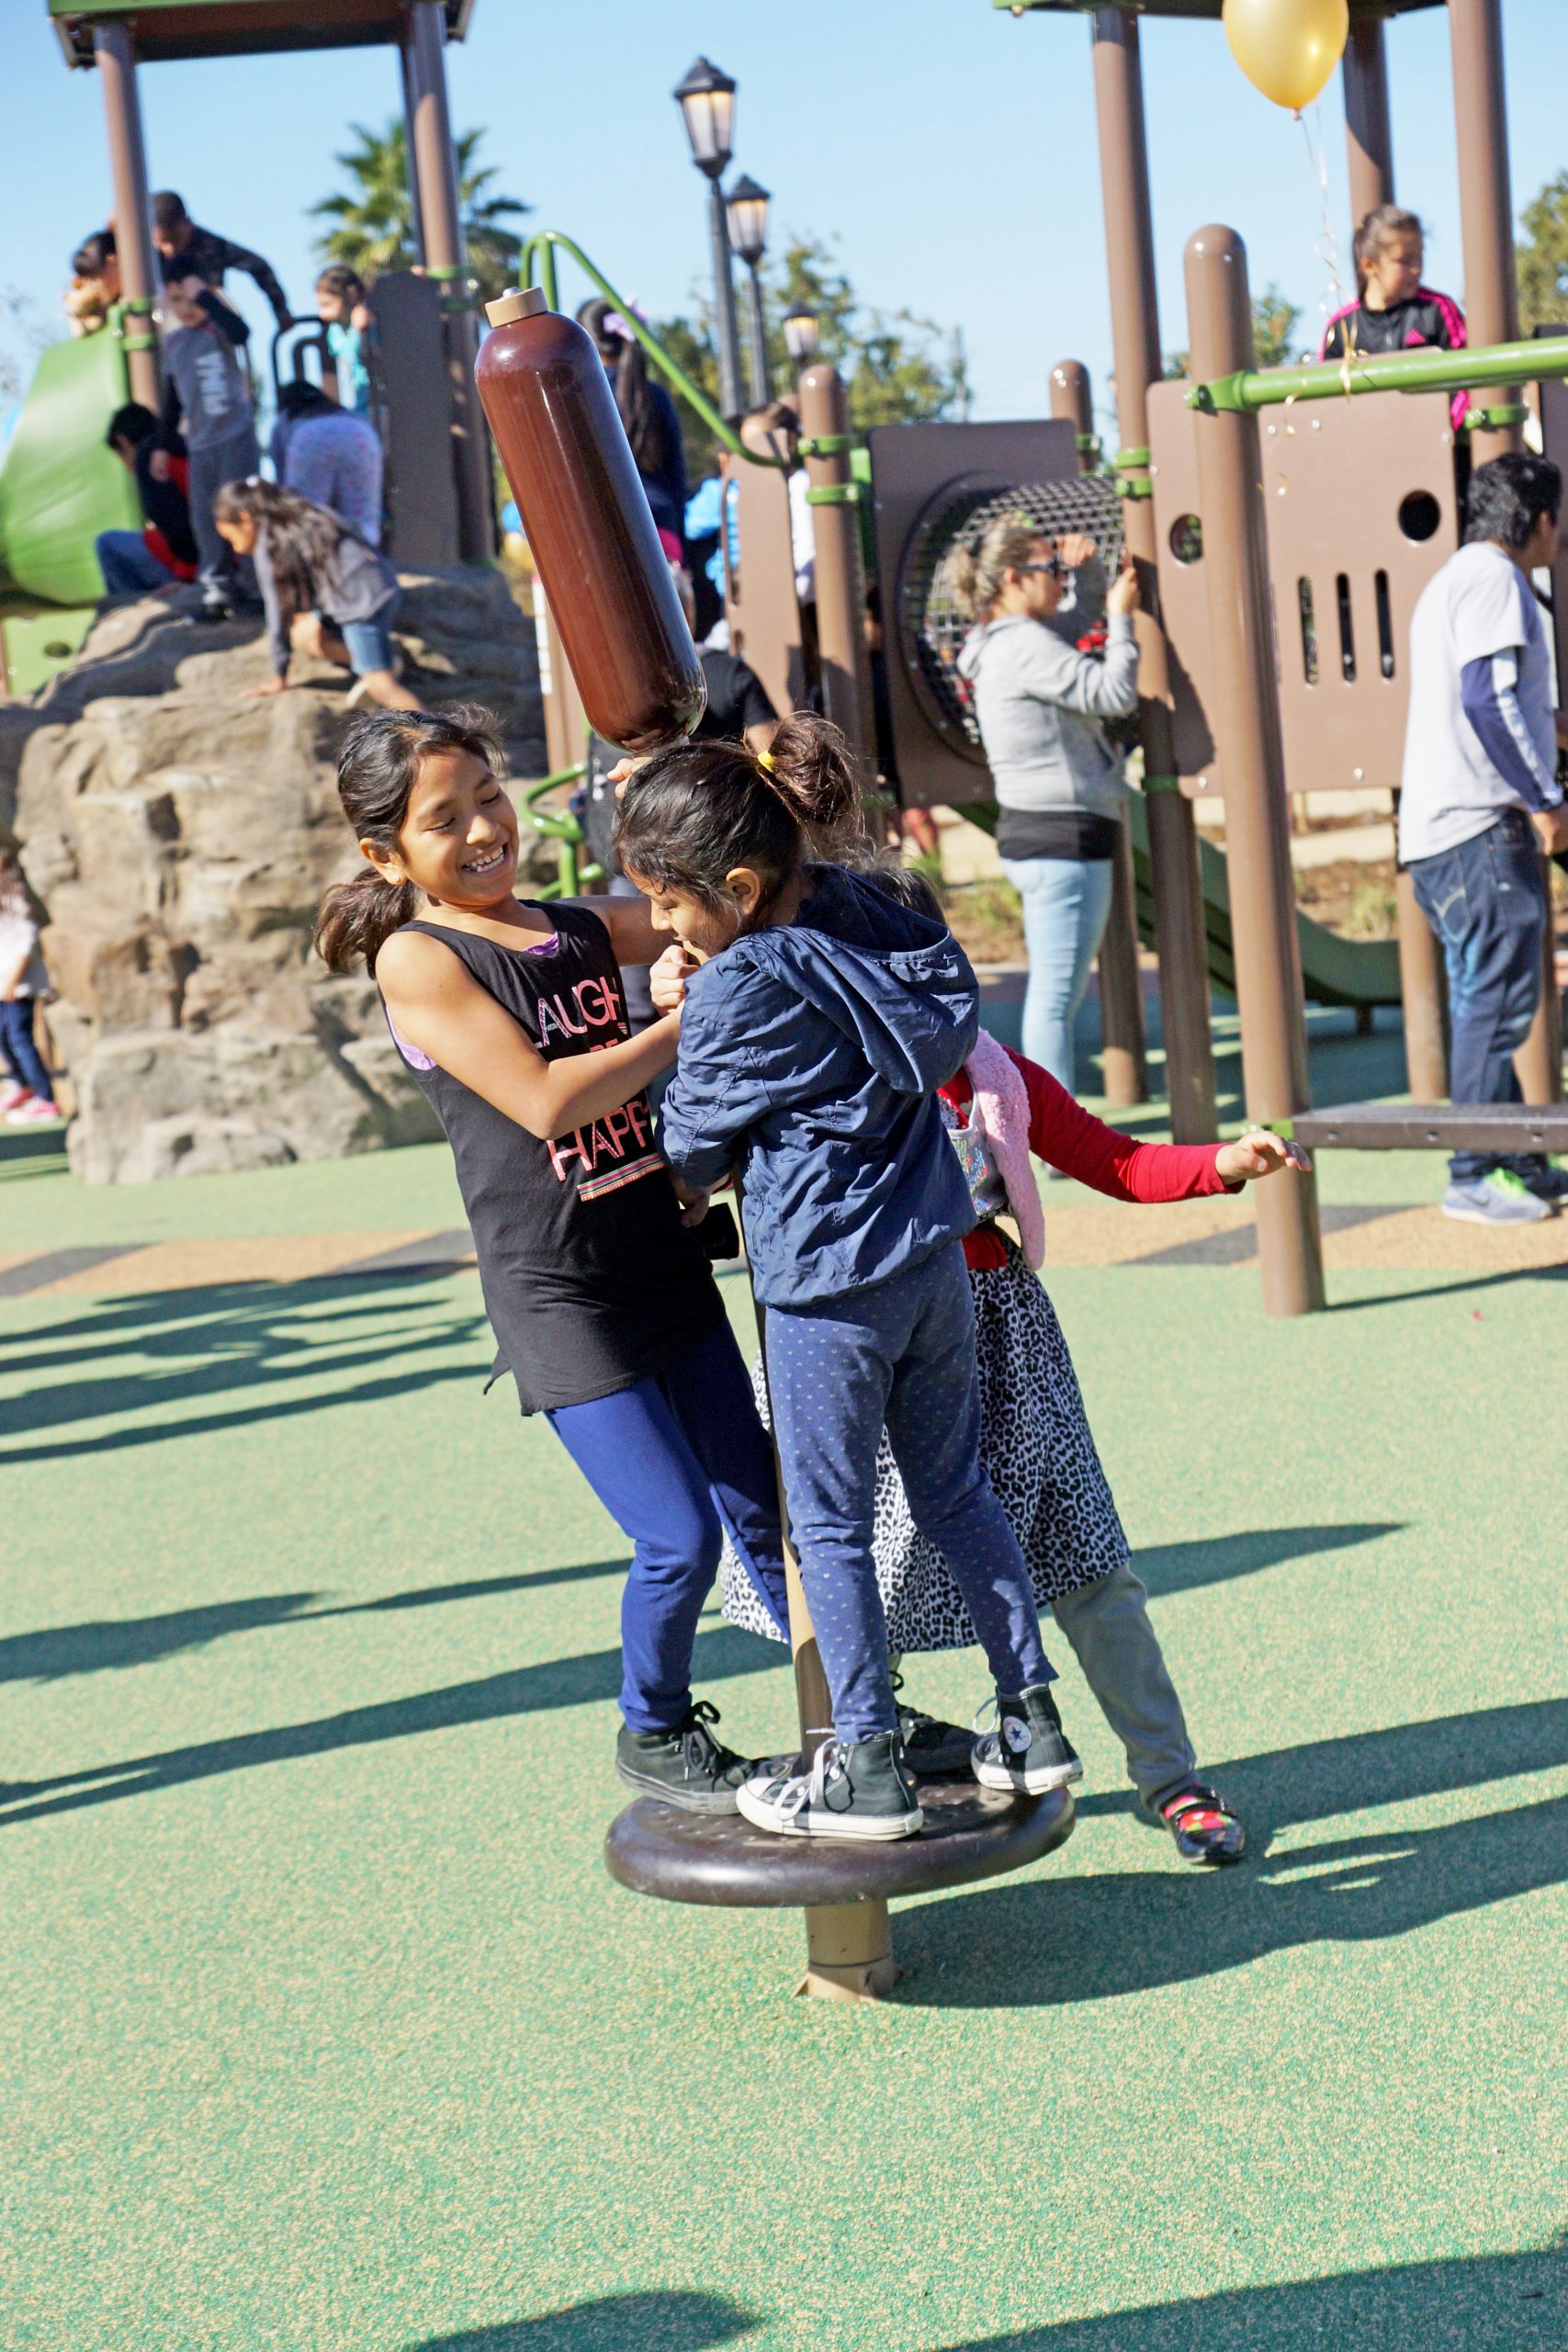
[317,708,789,1811]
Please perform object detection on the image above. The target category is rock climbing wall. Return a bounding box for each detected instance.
[0,567,547,1183]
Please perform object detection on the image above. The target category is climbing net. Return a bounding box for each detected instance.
[897,472,1124,757]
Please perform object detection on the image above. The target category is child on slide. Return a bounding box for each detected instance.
[710,865,1309,1866]
[316,707,791,1815]
[615,714,1084,1845]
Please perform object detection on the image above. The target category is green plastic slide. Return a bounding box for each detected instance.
[0,322,140,692]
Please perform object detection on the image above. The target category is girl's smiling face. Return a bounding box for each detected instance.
[363,748,519,909]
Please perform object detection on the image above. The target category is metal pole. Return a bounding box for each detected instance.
[1050,356,1146,1108]
[399,37,426,262]
[1450,0,1561,1103]
[405,0,493,562]
[1450,0,1522,466]
[797,362,874,775]
[1089,9,1217,1143]
[1185,225,1325,1317]
[1342,16,1394,226]
[94,22,161,410]
[707,180,745,423]
[743,261,772,410]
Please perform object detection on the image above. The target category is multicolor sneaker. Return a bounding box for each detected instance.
[1517,1157,1568,1205]
[615,1700,754,1815]
[1441,1171,1553,1226]
[0,1080,27,1114]
[971,1685,1083,1795]
[736,1732,923,1841]
[1156,1782,1246,1866]
[6,1096,62,1126]
[889,1669,972,1779]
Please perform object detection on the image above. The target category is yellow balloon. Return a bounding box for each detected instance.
[1223,0,1349,112]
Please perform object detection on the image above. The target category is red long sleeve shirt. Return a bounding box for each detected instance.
[942,1046,1236,1270]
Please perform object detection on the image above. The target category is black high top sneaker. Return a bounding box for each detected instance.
[615,1700,754,1814]
[890,1668,973,1779]
[971,1684,1083,1795]
[737,1732,923,1841]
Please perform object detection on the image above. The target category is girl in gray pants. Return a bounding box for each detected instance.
[717,875,1311,1864]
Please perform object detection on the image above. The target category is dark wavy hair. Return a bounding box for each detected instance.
[1464,452,1562,552]
[576,297,679,485]
[315,706,505,975]
[613,712,860,922]
[211,478,361,631]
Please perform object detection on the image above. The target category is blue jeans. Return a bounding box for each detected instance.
[0,1000,52,1102]
[547,1316,789,1732]
[765,1243,1051,1741]
[999,853,1115,1091]
[337,594,401,677]
[1408,808,1546,1184]
[96,531,174,596]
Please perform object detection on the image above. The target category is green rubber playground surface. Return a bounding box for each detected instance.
[3,1036,1565,2350]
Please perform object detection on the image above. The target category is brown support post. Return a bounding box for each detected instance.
[1090,10,1217,1143]
[1396,854,1450,1100]
[797,364,874,774]
[1450,0,1522,467]
[1050,356,1146,1108]
[405,0,494,563]
[1342,17,1394,225]
[1186,227,1325,1317]
[399,38,426,263]
[94,22,161,410]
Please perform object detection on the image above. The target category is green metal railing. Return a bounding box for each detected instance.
[1187,332,1568,417]
[518,231,786,469]
[520,763,598,899]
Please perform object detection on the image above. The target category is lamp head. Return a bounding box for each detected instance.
[673,55,737,179]
[726,175,772,266]
[784,307,820,365]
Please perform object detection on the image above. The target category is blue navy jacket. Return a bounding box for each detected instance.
[658,865,979,1307]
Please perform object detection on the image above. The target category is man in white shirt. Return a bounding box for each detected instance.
[1401,454,1568,1225]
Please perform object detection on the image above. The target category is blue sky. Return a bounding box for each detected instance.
[3,0,1564,439]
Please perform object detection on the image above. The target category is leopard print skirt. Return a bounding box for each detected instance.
[719,1244,1129,1653]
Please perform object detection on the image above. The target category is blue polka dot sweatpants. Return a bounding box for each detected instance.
[763,1240,1053,1741]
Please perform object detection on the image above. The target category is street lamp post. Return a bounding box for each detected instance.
[726,173,773,409]
[673,55,746,423]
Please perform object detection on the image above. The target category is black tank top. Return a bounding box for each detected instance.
[386,902,721,1414]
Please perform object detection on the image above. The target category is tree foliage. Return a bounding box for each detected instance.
[311,120,529,305]
[1518,170,1568,332]
[1163,284,1303,379]
[653,235,969,482]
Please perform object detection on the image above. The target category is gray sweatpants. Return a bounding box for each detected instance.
[1049,1563,1198,1813]
[187,424,261,601]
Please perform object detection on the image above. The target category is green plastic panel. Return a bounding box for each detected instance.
[1,606,99,696]
[0,325,138,612]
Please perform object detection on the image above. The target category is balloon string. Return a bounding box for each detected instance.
[1297,102,1357,392]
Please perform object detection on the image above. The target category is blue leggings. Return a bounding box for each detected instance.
[765,1242,1052,1741]
[547,1315,790,1732]
[0,1001,51,1102]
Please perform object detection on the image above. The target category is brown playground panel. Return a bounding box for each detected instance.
[718,445,807,722]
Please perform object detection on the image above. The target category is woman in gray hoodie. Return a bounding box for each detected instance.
[950,519,1140,1091]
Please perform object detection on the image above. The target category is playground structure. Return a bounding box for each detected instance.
[0,0,494,695]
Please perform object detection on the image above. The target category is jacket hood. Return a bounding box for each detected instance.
[734,864,977,1095]
[956,614,1033,683]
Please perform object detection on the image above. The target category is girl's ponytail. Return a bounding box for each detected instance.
[754,711,859,844]
[314,868,421,975]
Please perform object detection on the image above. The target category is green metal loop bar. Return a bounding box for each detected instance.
[517,230,787,469]
[1112,446,1151,468]
[1140,773,1184,794]
[1076,433,1102,458]
[1117,478,1154,501]
[119,296,157,316]
[805,482,863,506]
[122,334,159,353]
[798,432,859,457]
[423,264,468,282]
[1461,401,1531,430]
[1187,332,1568,416]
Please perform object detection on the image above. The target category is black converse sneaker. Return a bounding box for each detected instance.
[615,1700,754,1814]
[971,1685,1083,1795]
[736,1732,923,1841]
[890,1669,974,1779]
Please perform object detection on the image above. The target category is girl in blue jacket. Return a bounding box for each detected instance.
[615,714,1082,1843]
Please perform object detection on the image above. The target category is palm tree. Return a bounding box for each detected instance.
[311,120,529,305]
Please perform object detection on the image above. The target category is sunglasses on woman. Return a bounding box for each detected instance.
[1017,556,1066,581]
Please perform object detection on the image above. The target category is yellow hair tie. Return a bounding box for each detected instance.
[756,749,776,773]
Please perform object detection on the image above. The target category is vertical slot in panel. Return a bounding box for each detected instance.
[1336,571,1356,682]
[1297,578,1318,684]
[1374,570,1394,678]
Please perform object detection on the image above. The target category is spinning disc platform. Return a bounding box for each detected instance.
[604,1777,1076,1908]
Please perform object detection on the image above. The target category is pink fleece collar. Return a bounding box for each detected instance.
[964,1028,1045,1269]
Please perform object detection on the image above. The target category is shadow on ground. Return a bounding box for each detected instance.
[408,2292,758,2350]
[935,2242,1567,2349]
[0,1562,627,1683]
[0,1623,785,1822]
[1134,1520,1402,1596]
[0,1275,489,1463]
[895,1695,1568,2007]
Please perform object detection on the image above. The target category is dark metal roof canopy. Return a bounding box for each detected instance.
[994,2,1440,18]
[50,0,473,68]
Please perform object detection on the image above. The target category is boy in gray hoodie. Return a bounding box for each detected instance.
[155,277,260,616]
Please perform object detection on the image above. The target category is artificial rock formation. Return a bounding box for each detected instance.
[0,567,548,1182]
